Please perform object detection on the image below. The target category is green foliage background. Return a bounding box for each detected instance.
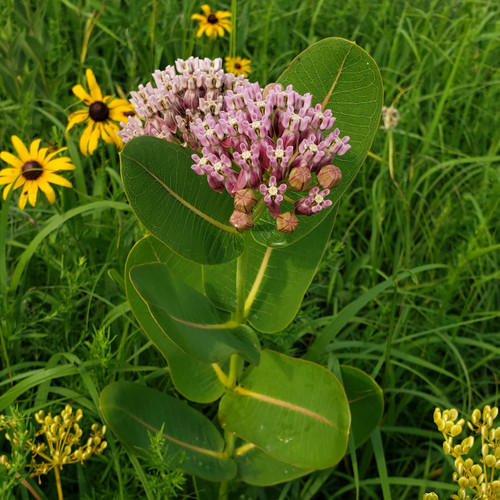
[0,0,499,498]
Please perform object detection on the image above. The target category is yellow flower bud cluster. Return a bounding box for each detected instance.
[424,406,500,500]
[1,405,107,485]
[30,405,107,481]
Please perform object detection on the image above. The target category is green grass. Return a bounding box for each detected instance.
[1,0,499,498]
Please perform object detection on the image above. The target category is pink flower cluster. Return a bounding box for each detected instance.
[119,57,350,233]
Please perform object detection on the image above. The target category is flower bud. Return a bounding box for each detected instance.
[229,210,254,232]
[276,211,299,234]
[288,166,312,191]
[262,82,279,99]
[234,188,258,212]
[294,196,314,216]
[317,165,342,189]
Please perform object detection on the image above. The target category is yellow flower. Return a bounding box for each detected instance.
[0,136,75,209]
[224,56,252,77]
[191,4,232,38]
[66,69,135,156]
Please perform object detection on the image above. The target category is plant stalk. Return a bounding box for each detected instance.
[54,465,64,500]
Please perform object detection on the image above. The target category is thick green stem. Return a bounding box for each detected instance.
[218,354,239,499]
[234,232,249,324]
[219,222,247,499]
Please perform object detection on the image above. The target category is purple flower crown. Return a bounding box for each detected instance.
[119,57,350,233]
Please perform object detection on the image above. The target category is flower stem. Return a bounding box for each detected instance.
[54,466,64,500]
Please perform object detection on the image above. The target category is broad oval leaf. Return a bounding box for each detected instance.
[129,262,260,364]
[125,236,225,403]
[99,381,236,481]
[252,37,383,248]
[341,365,384,448]
[121,136,243,264]
[235,443,312,486]
[218,350,350,469]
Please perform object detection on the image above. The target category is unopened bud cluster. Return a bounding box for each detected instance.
[1,405,107,483]
[119,57,350,233]
[424,406,500,500]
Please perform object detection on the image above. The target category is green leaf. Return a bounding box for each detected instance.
[235,443,312,486]
[245,207,336,332]
[129,262,261,364]
[251,37,383,248]
[121,136,243,264]
[125,236,225,403]
[341,365,384,448]
[100,381,236,481]
[219,350,350,469]
[203,207,337,333]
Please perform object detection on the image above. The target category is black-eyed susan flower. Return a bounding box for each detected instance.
[224,56,252,77]
[66,69,135,156]
[191,4,231,38]
[0,136,75,209]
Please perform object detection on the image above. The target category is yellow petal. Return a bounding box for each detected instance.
[99,122,113,144]
[11,136,30,162]
[38,179,56,204]
[0,151,23,169]
[87,124,101,155]
[44,172,73,188]
[28,139,42,160]
[26,181,39,207]
[104,122,122,147]
[0,168,19,184]
[36,147,48,163]
[191,13,206,21]
[3,177,26,198]
[108,98,132,109]
[66,110,89,134]
[216,11,232,19]
[18,186,29,209]
[72,84,93,105]
[86,68,103,101]
[3,183,14,200]
[201,4,211,16]
[196,25,205,38]
[43,146,68,163]
[45,157,76,171]
[79,121,94,156]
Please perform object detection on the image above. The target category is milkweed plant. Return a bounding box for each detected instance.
[97,37,383,497]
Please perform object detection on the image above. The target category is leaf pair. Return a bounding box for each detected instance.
[100,355,382,484]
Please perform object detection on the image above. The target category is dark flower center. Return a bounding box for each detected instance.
[89,101,109,122]
[207,14,218,24]
[235,63,242,69]
[22,161,43,181]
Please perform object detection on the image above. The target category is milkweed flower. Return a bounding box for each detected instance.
[119,56,350,233]
[66,69,135,156]
[225,57,252,77]
[191,4,231,38]
[0,136,75,209]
